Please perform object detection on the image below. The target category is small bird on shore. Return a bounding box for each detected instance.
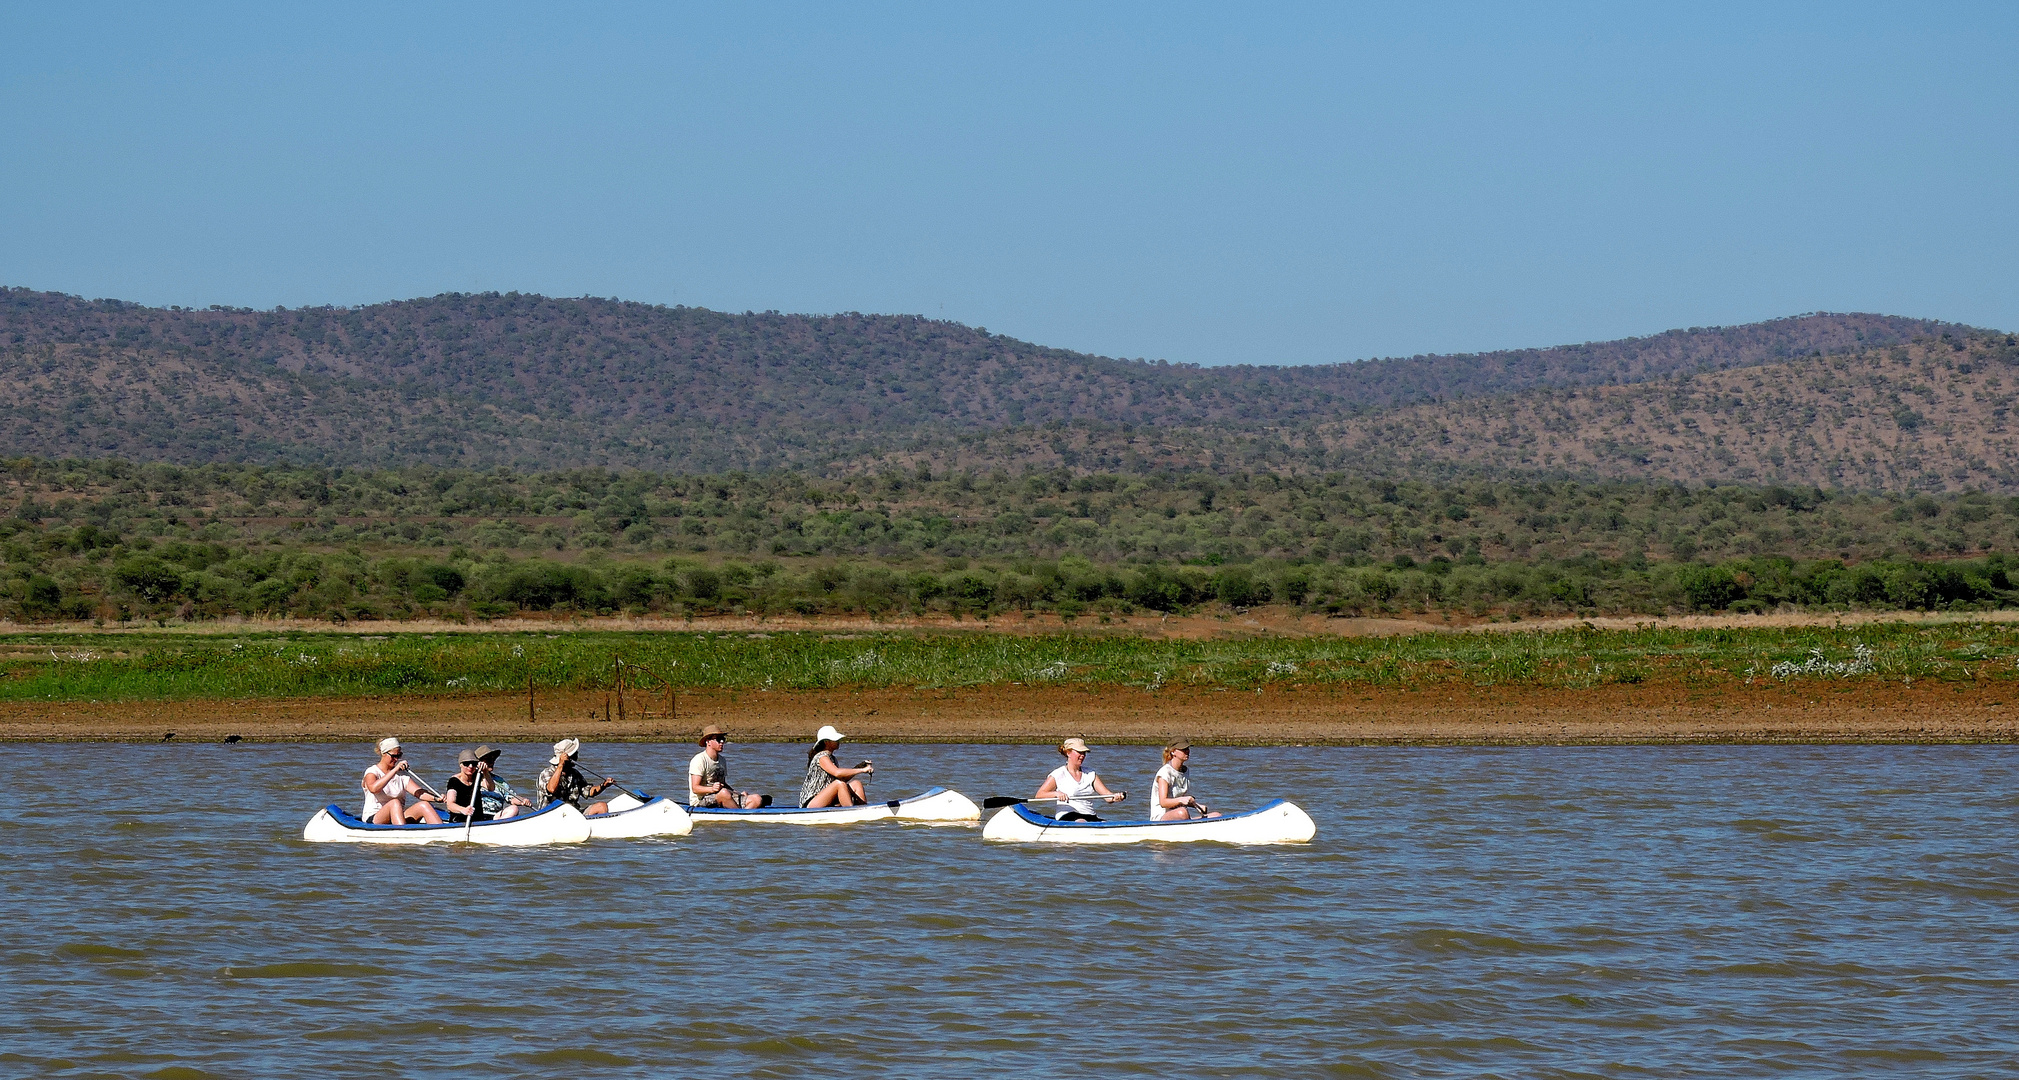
[224,734,242,743]
[162,732,175,741]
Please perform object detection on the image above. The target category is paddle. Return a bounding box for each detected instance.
[982,792,1128,810]
[397,770,451,825]
[449,763,482,842]
[576,764,651,803]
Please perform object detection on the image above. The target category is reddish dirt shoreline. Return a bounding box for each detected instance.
[6,606,2018,641]
[5,682,2013,745]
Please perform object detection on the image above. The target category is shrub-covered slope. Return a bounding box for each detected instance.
[0,287,1955,471]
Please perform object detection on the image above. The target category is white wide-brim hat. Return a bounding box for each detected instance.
[815,724,846,743]
[549,737,581,765]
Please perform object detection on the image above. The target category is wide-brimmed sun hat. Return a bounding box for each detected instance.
[457,747,479,766]
[473,744,501,763]
[1060,738,1090,754]
[549,737,581,765]
[698,724,730,745]
[815,724,847,744]
[377,737,402,755]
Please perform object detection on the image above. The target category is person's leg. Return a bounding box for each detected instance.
[585,802,610,816]
[846,778,868,804]
[370,802,400,825]
[1158,806,1188,821]
[742,792,767,809]
[805,780,846,808]
[495,803,520,820]
[409,801,443,825]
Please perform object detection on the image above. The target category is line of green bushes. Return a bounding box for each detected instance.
[4,527,2017,624]
[1,621,2011,701]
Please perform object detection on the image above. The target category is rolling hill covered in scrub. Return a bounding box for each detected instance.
[0,287,1964,475]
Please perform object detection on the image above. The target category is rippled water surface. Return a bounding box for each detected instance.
[3,742,2016,1077]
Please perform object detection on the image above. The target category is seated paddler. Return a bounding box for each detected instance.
[360,736,443,825]
[1032,738,1124,821]
[1149,741,1220,821]
[538,738,614,817]
[472,744,530,820]
[799,724,874,807]
[689,724,767,808]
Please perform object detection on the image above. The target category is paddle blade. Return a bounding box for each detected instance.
[980,796,1028,809]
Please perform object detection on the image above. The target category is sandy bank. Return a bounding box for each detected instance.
[4,682,2012,745]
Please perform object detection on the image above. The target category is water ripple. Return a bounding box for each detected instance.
[0,742,2016,1076]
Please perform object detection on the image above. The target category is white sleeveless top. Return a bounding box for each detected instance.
[361,764,413,819]
[1047,765,1100,818]
[1153,763,1190,818]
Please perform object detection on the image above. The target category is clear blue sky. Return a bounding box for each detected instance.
[4,2,2014,365]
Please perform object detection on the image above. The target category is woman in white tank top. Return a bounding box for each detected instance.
[360,737,443,825]
[1150,742,1220,820]
[1032,738,1124,820]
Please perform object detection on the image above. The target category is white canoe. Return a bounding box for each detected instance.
[592,793,694,838]
[302,799,591,845]
[981,798,1317,845]
[686,786,980,825]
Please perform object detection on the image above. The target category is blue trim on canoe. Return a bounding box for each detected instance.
[320,798,573,831]
[1012,798,1287,829]
[586,796,671,820]
[686,786,946,816]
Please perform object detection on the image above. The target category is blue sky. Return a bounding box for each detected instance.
[3,2,2014,364]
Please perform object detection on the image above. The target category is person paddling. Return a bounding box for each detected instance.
[689,725,766,809]
[472,744,530,821]
[1150,741,1220,821]
[538,738,614,817]
[1032,738,1124,821]
[360,737,444,825]
[799,724,874,807]
[442,748,491,824]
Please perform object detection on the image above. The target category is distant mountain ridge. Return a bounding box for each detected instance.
[0,286,1978,475]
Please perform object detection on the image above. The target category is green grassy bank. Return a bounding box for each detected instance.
[1,622,2013,703]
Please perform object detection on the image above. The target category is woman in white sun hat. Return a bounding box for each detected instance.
[798,724,874,807]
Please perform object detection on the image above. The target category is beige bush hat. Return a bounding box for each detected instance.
[1060,738,1090,754]
[698,724,730,745]
[815,724,846,743]
[549,737,581,765]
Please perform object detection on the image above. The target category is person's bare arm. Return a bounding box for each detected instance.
[363,762,402,795]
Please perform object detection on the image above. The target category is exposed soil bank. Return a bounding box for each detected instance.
[5,606,2019,641]
[5,681,2013,745]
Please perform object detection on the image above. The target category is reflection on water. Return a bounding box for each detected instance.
[2,741,2015,1077]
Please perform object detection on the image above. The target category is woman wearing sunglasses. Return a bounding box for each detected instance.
[360,737,443,825]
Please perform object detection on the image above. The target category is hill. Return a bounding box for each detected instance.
[1315,331,2019,492]
[0,287,1958,472]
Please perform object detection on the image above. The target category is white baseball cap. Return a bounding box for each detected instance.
[377,737,401,755]
[814,725,846,743]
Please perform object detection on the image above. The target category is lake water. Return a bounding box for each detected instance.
[2,741,2015,1077]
